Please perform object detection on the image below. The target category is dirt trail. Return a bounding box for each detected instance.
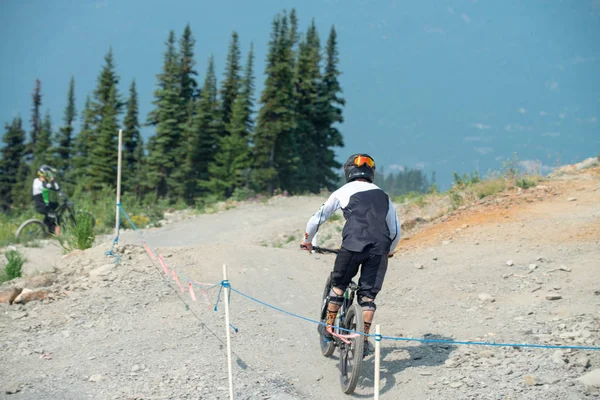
[1,164,599,400]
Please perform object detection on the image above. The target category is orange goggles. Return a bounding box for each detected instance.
[353,155,375,168]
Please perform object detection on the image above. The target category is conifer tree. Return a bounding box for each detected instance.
[179,24,199,104]
[220,31,242,129]
[26,80,43,161]
[55,76,76,175]
[205,44,255,198]
[34,111,53,167]
[71,96,94,183]
[122,80,144,196]
[89,48,122,191]
[146,31,185,199]
[315,26,345,190]
[190,56,221,197]
[293,20,322,193]
[252,12,296,193]
[0,117,26,211]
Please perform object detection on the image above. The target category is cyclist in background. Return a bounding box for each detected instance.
[301,153,401,357]
[33,165,61,235]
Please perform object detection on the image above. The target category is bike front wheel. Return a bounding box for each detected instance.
[16,219,49,242]
[339,303,364,394]
[319,274,336,357]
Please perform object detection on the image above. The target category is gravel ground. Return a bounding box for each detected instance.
[1,164,599,399]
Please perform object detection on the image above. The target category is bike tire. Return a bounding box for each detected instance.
[319,274,336,357]
[339,303,364,394]
[15,219,49,242]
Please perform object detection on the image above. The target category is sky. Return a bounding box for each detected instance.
[1,0,599,188]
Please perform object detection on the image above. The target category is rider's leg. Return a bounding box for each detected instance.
[326,248,362,333]
[357,252,389,351]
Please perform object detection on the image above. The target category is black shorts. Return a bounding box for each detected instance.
[35,201,59,231]
[330,246,388,300]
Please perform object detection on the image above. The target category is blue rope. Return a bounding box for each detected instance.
[118,205,143,237]
[228,286,600,351]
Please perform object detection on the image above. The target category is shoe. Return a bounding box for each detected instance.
[363,340,374,358]
[322,325,334,341]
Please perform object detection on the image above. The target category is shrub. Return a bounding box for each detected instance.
[1,249,26,282]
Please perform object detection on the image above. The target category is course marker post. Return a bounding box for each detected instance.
[222,264,234,399]
[374,324,381,399]
[115,129,123,242]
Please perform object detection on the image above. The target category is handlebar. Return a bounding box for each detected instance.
[299,244,340,254]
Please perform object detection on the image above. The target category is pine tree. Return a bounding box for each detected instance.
[204,44,255,198]
[34,111,53,167]
[26,80,43,161]
[71,96,94,183]
[0,117,27,211]
[179,24,199,104]
[146,31,185,199]
[122,80,144,196]
[190,56,221,197]
[220,31,242,129]
[293,20,322,193]
[252,12,297,193]
[315,26,345,190]
[89,48,122,191]
[55,76,76,175]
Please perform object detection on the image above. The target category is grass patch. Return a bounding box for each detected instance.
[58,210,96,252]
[0,249,26,282]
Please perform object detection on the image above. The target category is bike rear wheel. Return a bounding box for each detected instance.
[319,274,336,357]
[16,219,49,242]
[339,303,364,394]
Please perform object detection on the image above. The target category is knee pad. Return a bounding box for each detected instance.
[328,288,345,306]
[358,296,377,311]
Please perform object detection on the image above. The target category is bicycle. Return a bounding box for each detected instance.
[302,244,365,394]
[15,192,95,243]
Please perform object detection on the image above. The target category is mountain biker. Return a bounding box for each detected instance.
[33,165,61,235]
[301,153,401,357]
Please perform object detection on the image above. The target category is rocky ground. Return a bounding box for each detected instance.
[1,158,599,399]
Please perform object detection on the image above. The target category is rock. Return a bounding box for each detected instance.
[316,375,323,381]
[577,369,600,388]
[442,240,451,245]
[523,375,539,386]
[8,311,28,320]
[552,350,567,365]
[559,331,580,339]
[89,374,104,382]
[14,288,48,304]
[89,264,116,280]
[132,364,141,372]
[478,350,495,358]
[528,264,538,272]
[4,383,21,394]
[449,382,463,388]
[506,260,514,266]
[540,374,561,385]
[546,294,562,300]
[574,355,591,369]
[0,287,23,305]
[478,293,495,303]
[414,264,424,269]
[568,197,577,202]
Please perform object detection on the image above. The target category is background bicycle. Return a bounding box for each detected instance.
[15,191,96,245]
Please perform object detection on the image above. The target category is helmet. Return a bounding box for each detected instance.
[37,165,57,181]
[343,154,376,183]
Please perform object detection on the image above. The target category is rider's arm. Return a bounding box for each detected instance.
[386,197,401,254]
[304,194,341,244]
[44,181,60,191]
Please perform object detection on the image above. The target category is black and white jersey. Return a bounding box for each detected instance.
[305,181,401,255]
[32,178,60,206]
